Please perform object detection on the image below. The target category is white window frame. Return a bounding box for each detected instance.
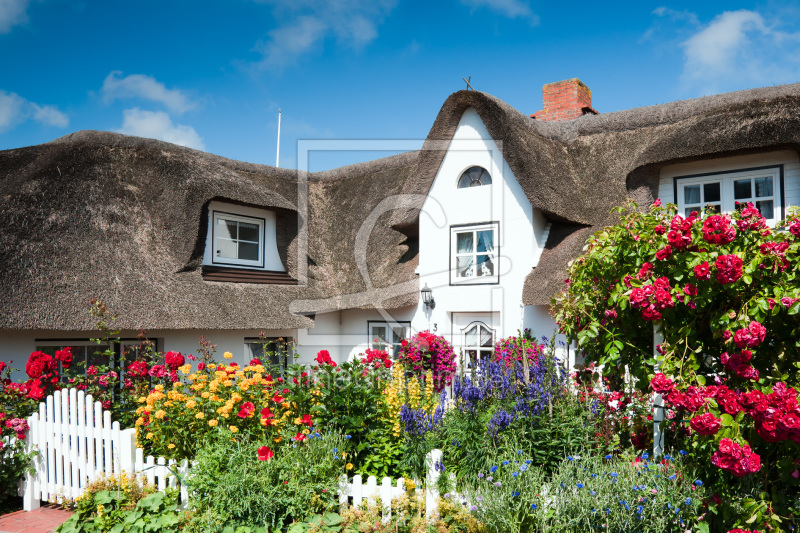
[367,321,410,357]
[674,166,783,225]
[211,210,266,268]
[450,222,499,285]
[244,337,294,376]
[462,321,495,369]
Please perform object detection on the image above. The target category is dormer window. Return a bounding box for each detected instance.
[458,166,492,188]
[202,201,293,284]
[213,212,265,268]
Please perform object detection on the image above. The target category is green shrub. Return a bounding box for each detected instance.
[185,430,346,532]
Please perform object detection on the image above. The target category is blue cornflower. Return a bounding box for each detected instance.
[679,450,688,456]
[469,505,478,511]
[530,504,537,510]
[525,460,532,464]
[567,456,574,461]
[486,476,493,482]
[685,498,691,505]
[345,435,352,439]
[478,473,484,478]
[333,456,339,460]
[576,483,584,488]
[511,491,520,497]
[517,449,523,455]
[520,464,528,472]
[502,460,510,466]
[664,454,672,461]
[491,466,498,473]
[605,454,612,460]
[667,503,672,509]
[513,472,519,478]
[590,473,597,478]
[494,482,502,487]
[636,505,643,514]
[668,475,676,480]
[314,432,320,438]
[610,473,618,477]
[642,453,649,459]
[333,448,338,453]
[590,490,596,495]
[694,479,703,486]
[605,508,611,514]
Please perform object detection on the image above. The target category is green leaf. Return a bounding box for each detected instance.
[696,522,710,533]
[323,513,343,527]
[720,414,734,427]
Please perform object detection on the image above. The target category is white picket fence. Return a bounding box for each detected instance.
[19,388,443,519]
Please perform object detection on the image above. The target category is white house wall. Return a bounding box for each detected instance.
[657,150,800,211]
[412,107,548,359]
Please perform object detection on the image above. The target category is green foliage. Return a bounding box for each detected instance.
[185,430,345,532]
[56,474,184,533]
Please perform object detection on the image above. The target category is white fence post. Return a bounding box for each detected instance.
[22,412,41,511]
[120,428,137,475]
[653,322,665,456]
[425,449,442,521]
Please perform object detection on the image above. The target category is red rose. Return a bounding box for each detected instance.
[237,402,256,418]
[694,261,711,280]
[55,347,73,369]
[654,224,667,235]
[702,215,737,245]
[249,358,262,366]
[650,373,674,394]
[655,245,673,260]
[164,351,185,371]
[0,361,6,372]
[690,413,721,435]
[714,254,743,284]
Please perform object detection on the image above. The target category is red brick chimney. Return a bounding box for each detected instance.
[531,78,598,121]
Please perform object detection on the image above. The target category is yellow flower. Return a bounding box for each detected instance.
[97,504,105,517]
[224,351,233,359]
[195,412,205,419]
[223,380,234,387]
[186,399,197,409]
[154,384,164,392]
[168,443,176,449]
[135,417,144,426]
[201,392,210,399]
[137,396,147,403]
[208,419,218,427]
[229,426,239,433]
[155,410,166,420]
[302,428,310,435]
[346,463,353,470]
[179,364,192,375]
[294,417,303,425]
[207,363,217,370]
[274,436,282,443]
[146,432,154,439]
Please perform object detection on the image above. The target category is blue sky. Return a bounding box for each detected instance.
[2,0,800,170]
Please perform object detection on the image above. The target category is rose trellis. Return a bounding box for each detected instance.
[554,199,800,528]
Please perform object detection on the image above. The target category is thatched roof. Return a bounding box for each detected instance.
[3,82,800,330]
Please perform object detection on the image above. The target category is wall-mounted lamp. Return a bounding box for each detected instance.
[421,283,435,310]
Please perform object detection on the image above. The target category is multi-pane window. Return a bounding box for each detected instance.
[451,223,498,284]
[676,167,781,224]
[457,166,492,188]
[35,341,114,382]
[464,322,494,368]
[245,337,293,376]
[212,211,265,267]
[368,321,409,357]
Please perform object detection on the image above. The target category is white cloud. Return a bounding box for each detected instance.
[253,0,397,70]
[461,0,539,24]
[101,71,196,114]
[0,90,69,132]
[31,103,69,128]
[0,0,30,34]
[118,108,204,150]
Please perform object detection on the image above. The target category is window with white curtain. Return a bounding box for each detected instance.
[463,321,494,368]
[675,166,782,225]
[451,222,499,284]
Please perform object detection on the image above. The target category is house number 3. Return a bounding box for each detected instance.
[433,323,438,332]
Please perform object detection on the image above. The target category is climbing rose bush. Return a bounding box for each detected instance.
[397,331,456,391]
[554,200,800,530]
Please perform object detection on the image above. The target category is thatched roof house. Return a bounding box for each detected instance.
[3,79,800,368]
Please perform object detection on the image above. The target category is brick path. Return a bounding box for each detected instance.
[0,505,73,533]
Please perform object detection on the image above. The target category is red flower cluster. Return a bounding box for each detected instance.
[694,261,711,280]
[55,348,73,368]
[315,350,336,368]
[690,412,721,435]
[667,213,695,250]
[126,360,149,378]
[736,203,768,232]
[710,438,761,477]
[164,351,185,371]
[650,373,674,394]
[26,351,58,379]
[741,382,800,444]
[732,321,766,349]
[257,445,274,461]
[362,348,392,370]
[702,215,737,245]
[237,401,256,418]
[629,277,674,321]
[714,254,743,284]
[4,417,30,440]
[758,241,790,271]
[790,220,800,239]
[720,350,758,380]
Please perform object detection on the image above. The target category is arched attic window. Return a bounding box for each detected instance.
[457,166,492,188]
[463,321,494,367]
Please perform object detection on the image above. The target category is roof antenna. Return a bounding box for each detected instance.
[462,76,474,91]
[275,108,282,168]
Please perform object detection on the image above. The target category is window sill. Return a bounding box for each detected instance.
[201,266,298,285]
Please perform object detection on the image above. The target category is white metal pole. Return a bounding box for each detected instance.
[276,108,281,168]
[653,321,665,456]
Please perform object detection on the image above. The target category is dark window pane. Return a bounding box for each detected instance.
[756,200,774,219]
[755,177,773,198]
[684,185,700,204]
[238,242,259,261]
[734,179,752,200]
[476,230,493,252]
[477,255,494,276]
[704,182,721,203]
[480,171,492,185]
[456,232,473,253]
[238,222,260,242]
[707,204,720,214]
[458,174,472,188]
